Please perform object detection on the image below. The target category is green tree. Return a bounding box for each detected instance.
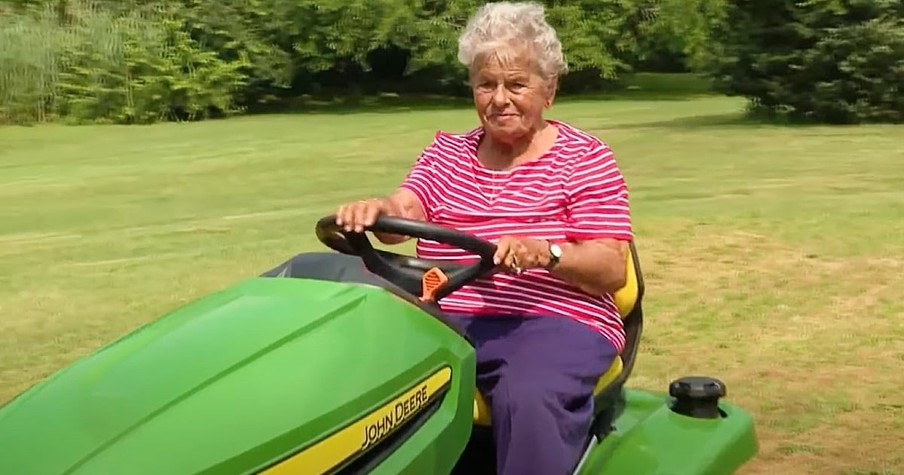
[634,0,728,72]
[710,0,904,124]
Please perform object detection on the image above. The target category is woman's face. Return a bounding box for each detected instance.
[470,52,555,145]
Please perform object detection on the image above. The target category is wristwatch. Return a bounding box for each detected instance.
[546,241,563,269]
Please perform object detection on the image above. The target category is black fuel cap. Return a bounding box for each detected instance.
[670,376,727,399]
[668,376,726,419]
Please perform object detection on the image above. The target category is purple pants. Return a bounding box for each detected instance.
[444,313,619,475]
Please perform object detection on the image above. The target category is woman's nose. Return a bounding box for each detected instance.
[492,85,510,106]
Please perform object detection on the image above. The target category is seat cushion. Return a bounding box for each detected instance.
[472,355,624,426]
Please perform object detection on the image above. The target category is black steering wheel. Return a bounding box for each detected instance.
[315,214,498,301]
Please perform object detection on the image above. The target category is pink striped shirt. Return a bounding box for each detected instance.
[400,120,633,352]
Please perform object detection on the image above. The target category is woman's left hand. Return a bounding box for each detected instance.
[493,236,552,274]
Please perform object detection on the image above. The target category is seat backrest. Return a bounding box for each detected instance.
[606,240,646,390]
[612,241,644,320]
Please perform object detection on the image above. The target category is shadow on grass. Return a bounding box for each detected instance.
[608,111,880,131]
[247,90,725,117]
[609,113,756,130]
[246,73,725,116]
[248,93,474,116]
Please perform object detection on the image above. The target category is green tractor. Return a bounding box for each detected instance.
[0,215,758,474]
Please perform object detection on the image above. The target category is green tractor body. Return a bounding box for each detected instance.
[0,277,476,474]
[0,217,758,475]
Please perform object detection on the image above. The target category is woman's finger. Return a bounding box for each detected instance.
[336,204,353,230]
[494,238,513,266]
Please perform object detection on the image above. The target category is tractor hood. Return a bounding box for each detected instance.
[0,277,470,475]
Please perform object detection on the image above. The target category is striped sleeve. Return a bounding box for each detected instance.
[564,143,633,242]
[398,134,442,220]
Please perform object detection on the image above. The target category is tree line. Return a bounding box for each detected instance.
[1,0,901,125]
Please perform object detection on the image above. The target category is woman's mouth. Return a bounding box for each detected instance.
[491,112,519,120]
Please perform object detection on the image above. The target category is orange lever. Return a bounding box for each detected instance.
[420,267,449,303]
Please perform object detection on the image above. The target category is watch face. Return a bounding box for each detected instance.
[546,243,562,269]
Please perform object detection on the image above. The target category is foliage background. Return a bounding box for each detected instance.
[1,0,901,125]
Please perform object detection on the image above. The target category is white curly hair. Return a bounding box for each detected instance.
[457,1,568,80]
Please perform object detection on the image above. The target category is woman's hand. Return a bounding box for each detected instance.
[493,236,552,274]
[334,189,426,244]
[335,198,396,233]
[493,235,629,296]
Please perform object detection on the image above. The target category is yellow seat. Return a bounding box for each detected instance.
[472,242,643,426]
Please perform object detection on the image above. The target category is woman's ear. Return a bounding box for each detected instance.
[546,76,559,109]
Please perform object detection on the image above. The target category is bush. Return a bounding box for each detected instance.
[1,0,715,124]
[710,0,904,124]
[0,0,248,125]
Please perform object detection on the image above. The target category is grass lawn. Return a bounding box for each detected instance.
[1,90,903,474]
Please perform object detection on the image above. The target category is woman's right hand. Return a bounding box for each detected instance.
[334,189,425,244]
[335,198,396,233]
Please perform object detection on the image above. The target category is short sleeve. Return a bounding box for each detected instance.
[398,134,442,220]
[564,142,633,242]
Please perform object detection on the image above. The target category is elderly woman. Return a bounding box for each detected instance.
[335,2,632,474]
